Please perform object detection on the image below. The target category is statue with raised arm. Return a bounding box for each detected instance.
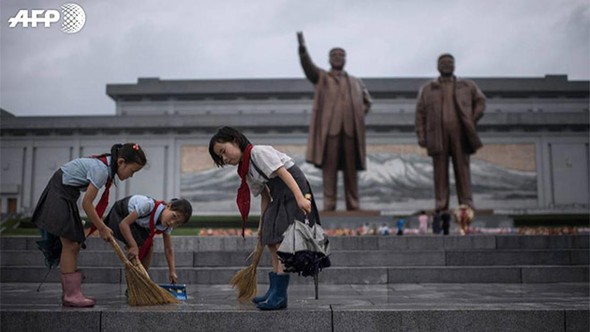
[297,31,372,211]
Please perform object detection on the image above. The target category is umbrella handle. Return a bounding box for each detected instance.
[292,219,297,253]
[304,194,311,225]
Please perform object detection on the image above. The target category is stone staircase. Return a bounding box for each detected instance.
[1,234,588,285]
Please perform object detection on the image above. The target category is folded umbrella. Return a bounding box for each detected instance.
[36,229,62,291]
[277,219,331,299]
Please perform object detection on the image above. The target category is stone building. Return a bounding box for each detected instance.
[1,75,588,216]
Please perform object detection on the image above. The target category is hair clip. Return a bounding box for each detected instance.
[132,144,140,151]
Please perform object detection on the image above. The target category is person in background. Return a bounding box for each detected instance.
[396,218,405,236]
[418,210,429,234]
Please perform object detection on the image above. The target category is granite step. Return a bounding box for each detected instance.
[1,235,588,284]
[2,265,588,284]
[2,234,588,251]
[1,249,588,267]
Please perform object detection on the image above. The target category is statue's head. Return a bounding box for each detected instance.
[329,47,346,70]
[437,53,455,77]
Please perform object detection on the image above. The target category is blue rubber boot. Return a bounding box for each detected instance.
[256,273,289,310]
[252,272,277,304]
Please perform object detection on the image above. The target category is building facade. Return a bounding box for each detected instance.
[1,75,588,216]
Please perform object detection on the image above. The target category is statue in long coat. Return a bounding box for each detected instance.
[415,53,486,212]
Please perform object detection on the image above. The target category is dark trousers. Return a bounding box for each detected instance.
[322,133,359,210]
[432,129,474,211]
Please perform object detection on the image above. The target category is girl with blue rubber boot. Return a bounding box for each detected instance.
[209,126,320,310]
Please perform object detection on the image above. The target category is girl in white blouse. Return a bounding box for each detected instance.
[209,126,320,310]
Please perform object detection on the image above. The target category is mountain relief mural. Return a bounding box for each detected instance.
[180,144,537,214]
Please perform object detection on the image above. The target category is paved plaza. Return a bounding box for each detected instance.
[1,281,588,331]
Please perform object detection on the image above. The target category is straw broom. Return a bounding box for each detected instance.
[108,237,179,306]
[230,238,264,303]
[230,214,267,303]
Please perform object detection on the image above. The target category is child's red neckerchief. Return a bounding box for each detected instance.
[138,200,165,260]
[236,144,253,237]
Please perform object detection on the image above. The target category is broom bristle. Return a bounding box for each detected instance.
[109,237,179,306]
[126,259,180,306]
[230,240,265,303]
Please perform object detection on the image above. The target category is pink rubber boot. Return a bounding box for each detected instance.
[61,271,95,307]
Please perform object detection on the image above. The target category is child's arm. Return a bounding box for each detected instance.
[82,183,113,241]
[275,166,311,214]
[259,187,271,238]
[163,233,177,283]
[119,210,140,260]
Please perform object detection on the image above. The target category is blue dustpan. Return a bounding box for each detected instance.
[159,283,187,300]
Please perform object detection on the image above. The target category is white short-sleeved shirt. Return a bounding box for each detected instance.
[127,195,172,234]
[61,157,112,190]
[247,145,295,197]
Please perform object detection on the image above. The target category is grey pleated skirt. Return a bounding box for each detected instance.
[31,169,86,243]
[260,164,320,245]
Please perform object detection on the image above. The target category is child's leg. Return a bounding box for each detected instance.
[258,242,289,310]
[59,236,94,307]
[59,236,81,273]
[267,243,284,273]
[140,245,154,271]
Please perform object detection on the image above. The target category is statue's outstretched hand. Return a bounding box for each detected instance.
[297,31,305,48]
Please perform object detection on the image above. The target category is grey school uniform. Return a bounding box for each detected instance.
[31,157,112,244]
[248,146,320,245]
[104,195,171,246]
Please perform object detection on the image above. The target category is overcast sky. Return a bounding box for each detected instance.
[1,0,588,116]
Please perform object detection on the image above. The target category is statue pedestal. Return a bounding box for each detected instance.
[319,210,380,218]
[319,210,388,229]
[316,208,512,230]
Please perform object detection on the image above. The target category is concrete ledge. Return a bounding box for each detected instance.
[332,309,568,332]
[3,308,587,332]
[101,309,332,332]
[1,311,101,332]
[522,266,590,283]
[566,309,590,332]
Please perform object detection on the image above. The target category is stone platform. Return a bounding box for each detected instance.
[1,282,588,332]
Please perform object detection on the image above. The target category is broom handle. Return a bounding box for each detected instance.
[109,237,150,278]
[108,236,130,264]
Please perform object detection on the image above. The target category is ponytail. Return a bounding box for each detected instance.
[109,144,123,184]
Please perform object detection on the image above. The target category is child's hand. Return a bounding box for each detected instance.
[297,194,312,215]
[98,226,114,242]
[127,245,139,261]
[168,271,178,284]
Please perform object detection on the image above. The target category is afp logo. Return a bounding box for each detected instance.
[8,3,86,34]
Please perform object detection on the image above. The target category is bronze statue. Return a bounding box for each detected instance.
[415,53,486,212]
[297,31,372,211]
